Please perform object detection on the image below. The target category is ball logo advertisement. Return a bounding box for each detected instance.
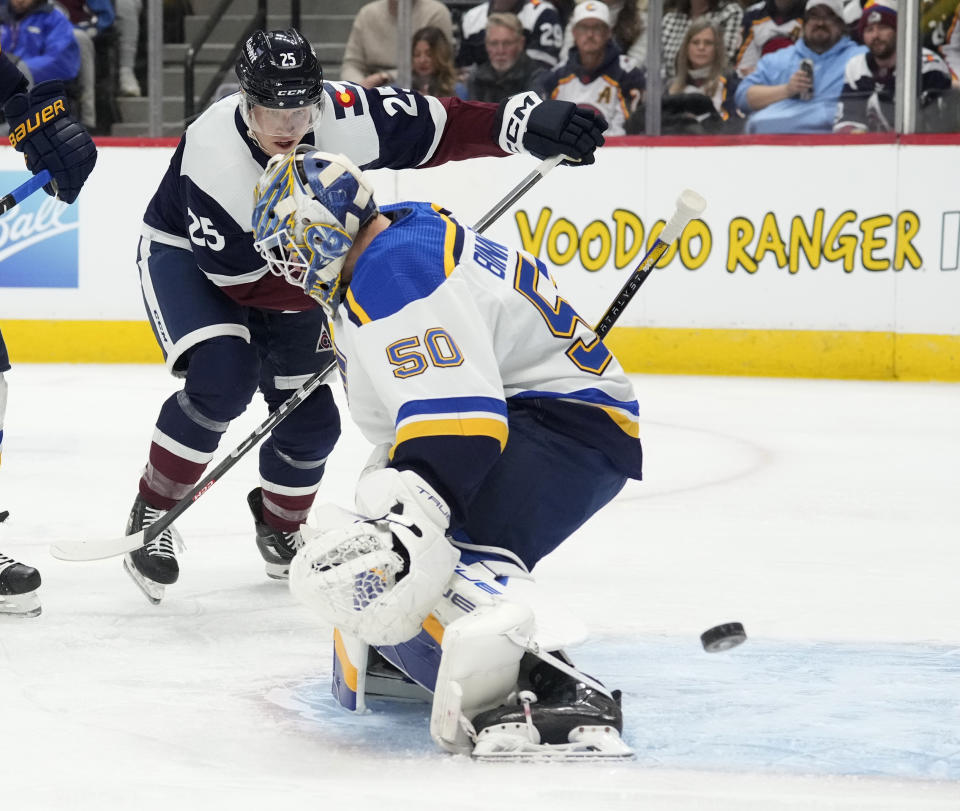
[0,171,79,288]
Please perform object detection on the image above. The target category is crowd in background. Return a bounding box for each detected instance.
[335,0,960,135]
[1,0,959,136]
[0,0,142,133]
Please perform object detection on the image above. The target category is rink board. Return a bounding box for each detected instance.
[1,139,958,379]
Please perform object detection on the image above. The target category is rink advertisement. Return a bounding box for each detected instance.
[0,142,957,378]
[0,170,79,288]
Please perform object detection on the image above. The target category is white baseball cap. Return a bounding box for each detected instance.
[804,0,845,20]
[571,1,611,27]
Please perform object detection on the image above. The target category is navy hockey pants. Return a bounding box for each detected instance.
[451,402,629,570]
[136,238,339,530]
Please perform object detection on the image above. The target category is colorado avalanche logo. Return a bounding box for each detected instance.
[335,88,357,107]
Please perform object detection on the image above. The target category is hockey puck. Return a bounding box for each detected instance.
[700,622,747,652]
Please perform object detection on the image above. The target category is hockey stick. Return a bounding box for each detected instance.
[593,189,707,338]
[50,361,338,562]
[0,169,52,215]
[473,153,563,233]
[50,154,567,563]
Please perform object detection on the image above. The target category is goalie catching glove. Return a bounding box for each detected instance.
[289,468,459,645]
[496,92,607,166]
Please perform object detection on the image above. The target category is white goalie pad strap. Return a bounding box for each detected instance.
[497,91,541,155]
[430,599,535,755]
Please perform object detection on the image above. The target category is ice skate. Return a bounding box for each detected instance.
[469,658,633,760]
[247,487,302,580]
[123,494,182,605]
[0,549,42,618]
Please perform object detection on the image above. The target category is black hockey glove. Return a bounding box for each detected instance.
[496,92,607,166]
[3,81,97,204]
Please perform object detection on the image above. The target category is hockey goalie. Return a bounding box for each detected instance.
[252,147,642,759]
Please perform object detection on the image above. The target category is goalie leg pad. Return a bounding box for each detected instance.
[331,628,433,713]
[331,627,371,713]
[430,599,535,755]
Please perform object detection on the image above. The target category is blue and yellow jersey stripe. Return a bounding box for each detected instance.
[390,395,509,459]
[510,387,640,438]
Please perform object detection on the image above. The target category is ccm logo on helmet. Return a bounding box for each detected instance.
[277,89,307,95]
[7,99,66,147]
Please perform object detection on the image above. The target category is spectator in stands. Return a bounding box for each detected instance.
[467,12,546,101]
[115,0,142,96]
[411,24,466,96]
[0,0,80,87]
[835,0,952,132]
[538,0,644,134]
[736,0,804,77]
[341,0,453,88]
[457,0,564,71]
[661,0,743,80]
[57,0,113,130]
[668,20,743,128]
[928,0,960,80]
[559,0,647,68]
[734,0,864,133]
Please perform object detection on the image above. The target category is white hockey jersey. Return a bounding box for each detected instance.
[332,202,643,520]
[141,86,507,311]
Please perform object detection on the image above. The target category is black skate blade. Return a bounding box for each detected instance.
[123,556,164,605]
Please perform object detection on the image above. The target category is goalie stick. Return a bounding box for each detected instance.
[0,169,52,215]
[593,189,707,338]
[50,154,567,563]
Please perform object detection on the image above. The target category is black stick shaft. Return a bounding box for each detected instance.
[594,189,707,337]
[594,241,668,338]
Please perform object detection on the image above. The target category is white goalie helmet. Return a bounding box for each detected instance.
[252,147,379,316]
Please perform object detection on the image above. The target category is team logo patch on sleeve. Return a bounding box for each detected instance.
[328,84,366,120]
[336,88,357,107]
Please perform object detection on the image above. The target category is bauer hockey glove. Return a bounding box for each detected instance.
[4,80,97,204]
[495,92,607,166]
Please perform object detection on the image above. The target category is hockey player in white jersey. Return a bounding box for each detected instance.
[124,27,607,604]
[250,148,642,758]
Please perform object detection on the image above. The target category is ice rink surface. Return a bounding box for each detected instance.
[1,364,958,810]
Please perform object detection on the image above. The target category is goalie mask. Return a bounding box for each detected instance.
[252,147,379,316]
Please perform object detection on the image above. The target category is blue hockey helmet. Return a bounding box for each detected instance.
[252,147,379,316]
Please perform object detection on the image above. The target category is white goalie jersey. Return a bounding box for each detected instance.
[331,201,643,520]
